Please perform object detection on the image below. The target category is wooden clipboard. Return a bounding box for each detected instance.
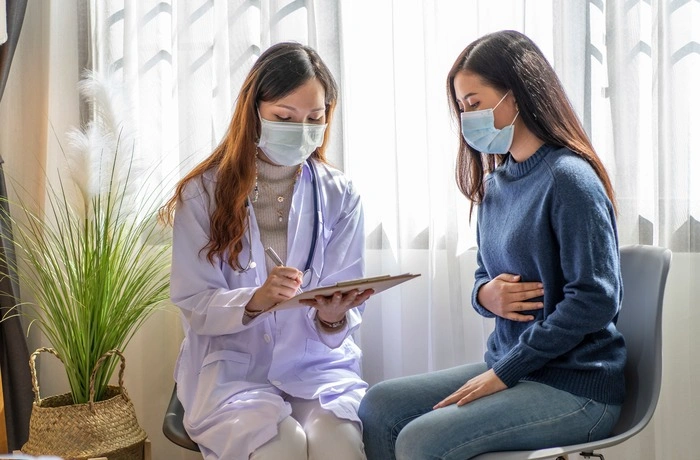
[269,273,421,311]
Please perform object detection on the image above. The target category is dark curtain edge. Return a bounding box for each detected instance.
[0,0,33,453]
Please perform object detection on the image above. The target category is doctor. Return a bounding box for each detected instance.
[161,42,373,460]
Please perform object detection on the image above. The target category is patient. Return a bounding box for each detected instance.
[358,29,626,460]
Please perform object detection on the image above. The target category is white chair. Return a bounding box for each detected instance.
[472,244,672,460]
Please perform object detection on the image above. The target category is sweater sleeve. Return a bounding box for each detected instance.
[492,162,622,387]
[472,219,496,318]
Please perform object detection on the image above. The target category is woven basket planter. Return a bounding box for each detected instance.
[21,348,148,460]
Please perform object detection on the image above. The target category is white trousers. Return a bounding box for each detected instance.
[250,396,366,460]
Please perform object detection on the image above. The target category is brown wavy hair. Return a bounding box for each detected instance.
[160,42,338,269]
[446,30,617,218]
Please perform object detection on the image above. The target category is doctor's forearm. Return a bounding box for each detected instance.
[176,286,258,335]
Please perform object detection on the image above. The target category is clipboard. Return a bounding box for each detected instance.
[269,273,421,311]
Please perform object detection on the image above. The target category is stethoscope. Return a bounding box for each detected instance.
[237,158,320,289]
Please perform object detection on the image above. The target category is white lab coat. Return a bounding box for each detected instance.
[170,159,367,459]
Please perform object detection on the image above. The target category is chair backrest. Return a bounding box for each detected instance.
[467,245,672,460]
[611,245,672,437]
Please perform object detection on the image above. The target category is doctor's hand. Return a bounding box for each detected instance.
[477,273,544,321]
[246,266,303,312]
[300,288,375,324]
[433,369,507,409]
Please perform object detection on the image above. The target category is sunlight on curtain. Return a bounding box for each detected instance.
[599,2,700,458]
[343,2,699,459]
[87,1,336,458]
[83,0,700,458]
[90,0,343,193]
[342,0,555,383]
[0,0,83,423]
[347,0,699,383]
[587,0,700,251]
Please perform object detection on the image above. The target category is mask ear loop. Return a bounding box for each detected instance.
[510,111,520,126]
[493,90,511,111]
[496,90,519,126]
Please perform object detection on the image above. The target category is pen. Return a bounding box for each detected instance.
[265,247,303,294]
[264,247,284,267]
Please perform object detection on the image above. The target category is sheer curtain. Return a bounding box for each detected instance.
[0,0,85,449]
[86,1,341,458]
[343,1,699,458]
[343,0,558,384]
[88,0,344,185]
[559,0,700,251]
[81,0,698,458]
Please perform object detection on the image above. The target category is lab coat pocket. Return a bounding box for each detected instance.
[200,349,252,384]
[295,338,361,382]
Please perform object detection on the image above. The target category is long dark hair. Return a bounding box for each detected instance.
[446,30,617,217]
[161,42,338,269]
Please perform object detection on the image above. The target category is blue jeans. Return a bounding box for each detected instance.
[358,363,621,460]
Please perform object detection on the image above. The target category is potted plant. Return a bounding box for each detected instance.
[0,70,171,459]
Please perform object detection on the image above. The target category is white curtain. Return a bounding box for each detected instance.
[5,0,693,458]
[343,2,700,459]
[342,0,560,383]
[89,0,344,187]
[0,0,7,46]
[345,0,700,377]
[0,0,83,426]
[86,1,340,459]
[556,0,700,252]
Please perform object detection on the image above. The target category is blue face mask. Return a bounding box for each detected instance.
[460,91,519,154]
[258,117,327,166]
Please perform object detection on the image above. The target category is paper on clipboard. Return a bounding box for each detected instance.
[269,273,421,311]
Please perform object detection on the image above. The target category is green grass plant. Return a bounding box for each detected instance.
[1,146,171,403]
[0,72,171,404]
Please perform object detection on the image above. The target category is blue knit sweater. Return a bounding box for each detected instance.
[472,144,626,405]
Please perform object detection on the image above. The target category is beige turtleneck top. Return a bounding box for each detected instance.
[250,158,301,274]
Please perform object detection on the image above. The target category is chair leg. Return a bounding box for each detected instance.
[579,453,604,459]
